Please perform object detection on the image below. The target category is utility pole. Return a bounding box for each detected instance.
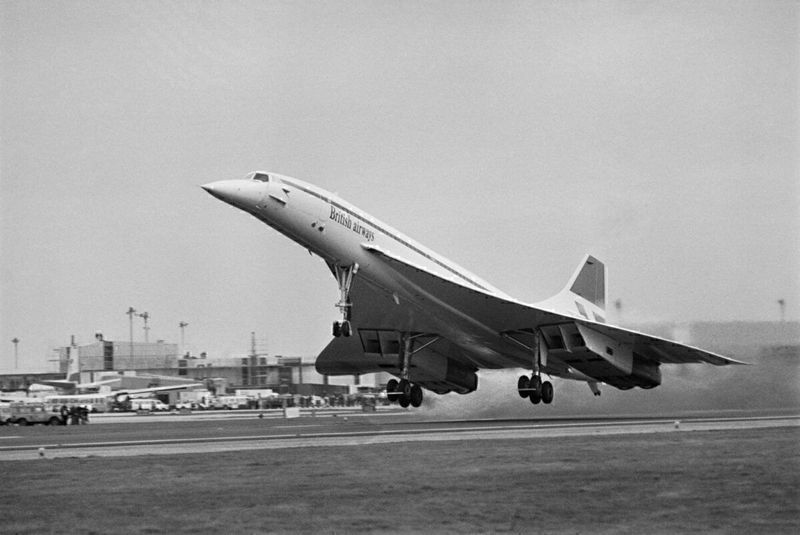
[11,338,19,370]
[126,306,137,359]
[138,311,150,342]
[250,331,257,387]
[778,299,786,322]
[179,321,189,356]
[248,332,270,387]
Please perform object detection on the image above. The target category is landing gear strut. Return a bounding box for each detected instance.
[386,333,437,408]
[332,263,358,337]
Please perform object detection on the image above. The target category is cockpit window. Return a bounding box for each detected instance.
[252,173,270,182]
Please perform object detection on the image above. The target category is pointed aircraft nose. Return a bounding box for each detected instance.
[201,180,231,200]
[201,179,258,209]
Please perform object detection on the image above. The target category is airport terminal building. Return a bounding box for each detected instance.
[1,334,388,396]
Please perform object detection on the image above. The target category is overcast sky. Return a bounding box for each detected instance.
[2,0,798,373]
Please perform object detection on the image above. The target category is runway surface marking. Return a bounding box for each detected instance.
[1,415,796,461]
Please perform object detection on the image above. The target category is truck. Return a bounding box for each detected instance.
[0,402,65,426]
[213,395,250,410]
[176,389,212,410]
[129,399,170,412]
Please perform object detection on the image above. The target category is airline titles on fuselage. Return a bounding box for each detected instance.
[330,205,375,242]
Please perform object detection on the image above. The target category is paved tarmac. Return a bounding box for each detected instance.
[1,407,797,461]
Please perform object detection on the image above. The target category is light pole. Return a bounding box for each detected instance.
[179,322,189,356]
[126,307,137,359]
[138,311,150,342]
[778,299,786,322]
[11,338,19,370]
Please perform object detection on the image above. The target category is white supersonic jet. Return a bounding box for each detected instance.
[203,172,743,408]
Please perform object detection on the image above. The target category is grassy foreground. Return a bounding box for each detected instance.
[1,427,798,534]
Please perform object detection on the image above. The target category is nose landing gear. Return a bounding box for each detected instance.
[331,263,358,337]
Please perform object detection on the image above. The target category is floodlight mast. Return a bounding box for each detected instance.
[126,307,137,359]
[11,337,19,370]
[179,321,189,356]
[138,311,150,342]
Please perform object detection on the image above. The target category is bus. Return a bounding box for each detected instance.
[44,393,113,413]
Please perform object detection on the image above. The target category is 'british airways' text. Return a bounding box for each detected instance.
[330,205,375,242]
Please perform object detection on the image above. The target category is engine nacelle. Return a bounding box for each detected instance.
[564,324,662,390]
[415,356,478,395]
[630,355,661,389]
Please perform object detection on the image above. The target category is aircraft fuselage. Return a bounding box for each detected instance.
[202,172,543,370]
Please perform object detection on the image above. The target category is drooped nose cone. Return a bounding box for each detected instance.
[201,180,259,210]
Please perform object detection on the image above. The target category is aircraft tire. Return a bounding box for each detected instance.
[541,381,554,404]
[341,320,352,337]
[398,379,411,396]
[517,375,530,398]
[386,379,399,403]
[530,375,542,391]
[410,385,423,407]
[529,391,541,405]
[332,321,341,337]
[398,395,410,408]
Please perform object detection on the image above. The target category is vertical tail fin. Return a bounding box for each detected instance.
[534,255,607,320]
[566,255,606,309]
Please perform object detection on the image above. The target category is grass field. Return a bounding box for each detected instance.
[1,427,798,534]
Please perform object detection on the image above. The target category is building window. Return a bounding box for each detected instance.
[103,341,114,371]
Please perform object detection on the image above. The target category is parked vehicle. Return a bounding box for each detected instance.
[213,396,250,410]
[130,399,169,412]
[1,402,64,426]
[44,393,112,413]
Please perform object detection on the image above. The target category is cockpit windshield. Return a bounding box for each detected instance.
[245,172,270,182]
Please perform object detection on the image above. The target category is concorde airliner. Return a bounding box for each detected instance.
[203,172,743,408]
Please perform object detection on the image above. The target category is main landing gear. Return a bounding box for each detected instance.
[507,329,555,406]
[332,263,358,337]
[385,333,437,408]
[386,378,423,408]
[517,374,554,405]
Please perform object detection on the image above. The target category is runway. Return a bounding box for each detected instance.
[1,408,797,461]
